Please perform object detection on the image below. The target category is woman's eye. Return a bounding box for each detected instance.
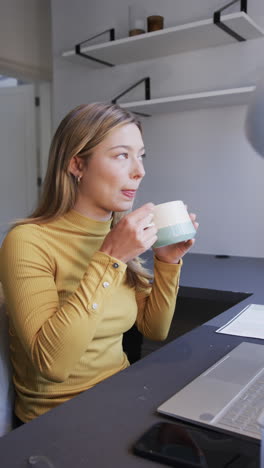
[138,153,146,160]
[116,153,127,160]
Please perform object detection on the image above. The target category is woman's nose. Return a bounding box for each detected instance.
[130,158,145,179]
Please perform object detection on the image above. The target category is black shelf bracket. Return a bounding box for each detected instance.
[214,0,248,42]
[75,28,115,67]
[111,77,152,117]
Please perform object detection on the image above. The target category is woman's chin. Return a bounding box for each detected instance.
[113,200,134,212]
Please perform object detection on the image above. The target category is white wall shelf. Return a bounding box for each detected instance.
[62,12,264,68]
[118,87,256,115]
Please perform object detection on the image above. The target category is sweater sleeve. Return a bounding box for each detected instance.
[0,226,127,382]
[135,256,182,341]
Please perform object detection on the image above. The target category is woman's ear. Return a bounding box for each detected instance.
[68,155,83,177]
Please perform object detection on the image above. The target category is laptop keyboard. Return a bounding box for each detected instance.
[216,370,264,437]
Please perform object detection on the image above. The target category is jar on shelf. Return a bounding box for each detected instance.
[147,15,164,32]
[128,4,146,36]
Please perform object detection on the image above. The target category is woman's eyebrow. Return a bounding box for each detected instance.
[108,145,145,151]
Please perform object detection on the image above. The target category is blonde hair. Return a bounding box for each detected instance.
[15,102,152,288]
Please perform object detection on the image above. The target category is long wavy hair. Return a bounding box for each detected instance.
[15,102,152,288]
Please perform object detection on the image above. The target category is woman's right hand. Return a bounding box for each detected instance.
[99,203,157,263]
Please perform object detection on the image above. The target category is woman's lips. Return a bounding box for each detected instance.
[121,190,137,199]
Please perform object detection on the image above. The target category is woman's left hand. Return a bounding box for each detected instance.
[152,213,199,264]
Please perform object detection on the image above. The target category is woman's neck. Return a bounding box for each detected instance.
[73,199,112,222]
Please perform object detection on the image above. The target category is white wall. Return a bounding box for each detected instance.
[51,0,264,257]
[0,0,52,81]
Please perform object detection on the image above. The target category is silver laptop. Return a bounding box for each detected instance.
[158,341,264,440]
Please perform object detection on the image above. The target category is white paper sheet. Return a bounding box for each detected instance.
[216,303,264,339]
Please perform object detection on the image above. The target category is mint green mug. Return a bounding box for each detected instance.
[153,200,196,248]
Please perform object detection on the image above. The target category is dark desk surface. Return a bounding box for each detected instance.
[180,253,264,328]
[181,252,264,292]
[1,253,264,467]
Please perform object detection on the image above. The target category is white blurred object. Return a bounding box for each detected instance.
[258,409,264,468]
[245,79,264,157]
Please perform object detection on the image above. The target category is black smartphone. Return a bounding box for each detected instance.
[132,421,260,467]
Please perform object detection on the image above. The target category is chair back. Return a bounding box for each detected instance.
[0,301,15,436]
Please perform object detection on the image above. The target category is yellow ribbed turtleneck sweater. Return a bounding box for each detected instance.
[0,210,181,422]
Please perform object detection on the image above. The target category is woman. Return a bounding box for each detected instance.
[0,103,198,424]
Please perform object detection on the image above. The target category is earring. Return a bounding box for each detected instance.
[77,175,82,184]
